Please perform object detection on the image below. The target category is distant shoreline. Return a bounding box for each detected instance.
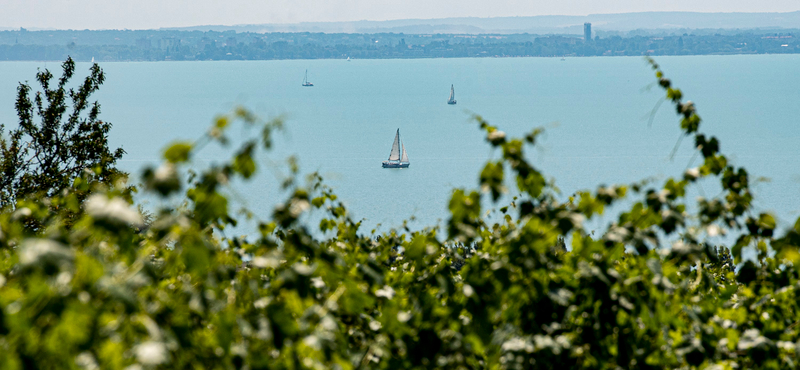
[1,29,797,62]
[3,53,799,64]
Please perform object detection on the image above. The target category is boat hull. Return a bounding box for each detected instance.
[447,101,457,105]
[382,161,409,168]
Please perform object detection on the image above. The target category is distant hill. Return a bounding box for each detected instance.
[163,11,800,35]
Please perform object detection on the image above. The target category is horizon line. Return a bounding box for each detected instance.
[4,10,800,32]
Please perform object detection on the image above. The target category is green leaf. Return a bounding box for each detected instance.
[233,143,256,179]
[163,141,193,163]
[215,115,229,129]
[479,161,504,202]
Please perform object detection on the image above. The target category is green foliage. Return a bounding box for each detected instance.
[0,57,126,214]
[2,58,800,370]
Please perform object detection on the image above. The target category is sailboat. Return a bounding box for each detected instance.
[382,129,410,168]
[302,70,313,87]
[447,84,457,105]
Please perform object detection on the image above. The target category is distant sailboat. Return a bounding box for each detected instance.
[382,129,410,168]
[302,70,313,87]
[346,57,351,62]
[91,57,95,64]
[447,84,457,105]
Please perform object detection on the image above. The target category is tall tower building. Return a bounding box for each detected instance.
[584,22,592,42]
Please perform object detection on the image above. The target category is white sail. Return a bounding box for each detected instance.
[302,70,314,86]
[401,141,409,163]
[388,129,401,161]
[449,85,455,101]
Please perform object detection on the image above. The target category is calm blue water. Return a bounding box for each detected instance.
[1,56,800,233]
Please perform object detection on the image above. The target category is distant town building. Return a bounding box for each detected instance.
[251,37,267,48]
[135,38,151,49]
[584,23,592,42]
[159,37,180,51]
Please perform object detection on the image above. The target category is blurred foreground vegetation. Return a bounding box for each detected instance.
[1,57,800,369]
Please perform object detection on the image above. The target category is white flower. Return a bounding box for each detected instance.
[375,285,395,299]
[397,311,412,323]
[18,239,74,267]
[487,130,506,142]
[502,337,533,353]
[251,256,280,268]
[75,352,99,370]
[462,284,475,297]
[311,277,326,289]
[155,163,177,182]
[11,207,31,221]
[135,341,169,365]
[85,195,143,227]
[707,224,723,237]
[254,297,270,309]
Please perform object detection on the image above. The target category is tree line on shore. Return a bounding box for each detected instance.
[1,29,798,61]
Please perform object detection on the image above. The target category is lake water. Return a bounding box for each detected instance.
[1,55,799,234]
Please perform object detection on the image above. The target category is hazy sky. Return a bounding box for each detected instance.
[3,0,799,30]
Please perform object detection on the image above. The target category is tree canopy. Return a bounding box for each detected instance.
[0,57,125,212]
[1,57,799,369]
